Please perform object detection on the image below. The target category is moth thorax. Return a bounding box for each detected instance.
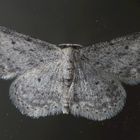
[62,47,74,86]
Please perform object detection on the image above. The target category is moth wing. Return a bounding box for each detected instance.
[70,62,126,121]
[9,61,64,118]
[81,32,140,85]
[0,26,61,79]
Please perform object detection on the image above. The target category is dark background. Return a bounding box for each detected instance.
[0,0,140,140]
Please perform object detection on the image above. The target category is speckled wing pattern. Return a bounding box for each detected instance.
[69,62,126,121]
[82,32,140,85]
[0,26,140,121]
[10,62,64,117]
[0,26,61,79]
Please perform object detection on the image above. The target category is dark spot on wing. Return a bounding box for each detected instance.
[69,60,73,63]
[103,110,107,113]
[29,49,35,52]
[118,52,127,56]
[109,42,114,45]
[38,78,41,82]
[19,50,26,54]
[15,67,21,71]
[95,81,99,85]
[95,111,98,114]
[76,106,79,109]
[11,40,16,44]
[40,59,44,62]
[119,71,123,74]
[125,46,129,49]
[111,80,115,84]
[106,88,110,92]
[28,62,34,65]
[26,37,32,42]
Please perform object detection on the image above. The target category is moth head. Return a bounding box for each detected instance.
[58,43,83,49]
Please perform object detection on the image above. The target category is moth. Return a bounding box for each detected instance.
[0,26,140,121]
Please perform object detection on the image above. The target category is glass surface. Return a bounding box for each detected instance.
[0,0,140,140]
